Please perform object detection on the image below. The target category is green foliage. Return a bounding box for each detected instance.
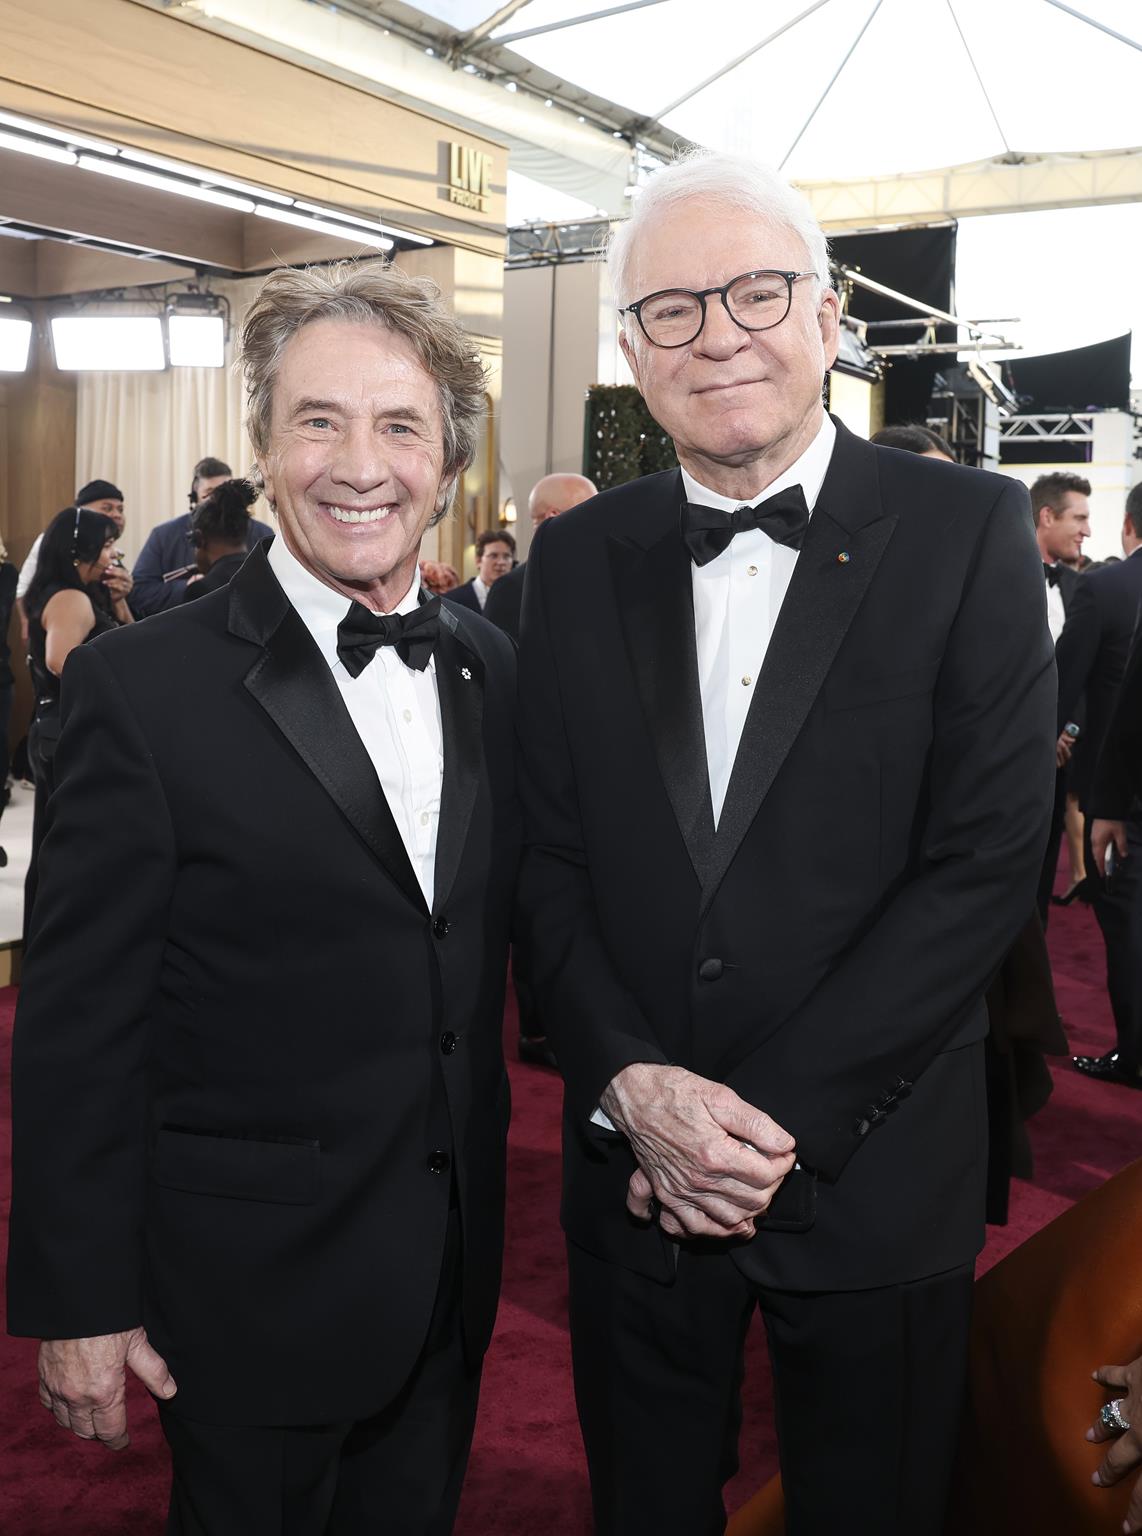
[583,385,678,491]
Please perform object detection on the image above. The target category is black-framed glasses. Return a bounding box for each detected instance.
[618,269,816,349]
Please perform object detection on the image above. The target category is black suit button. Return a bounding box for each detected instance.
[894,1077,913,1098]
[697,958,724,982]
[433,916,450,940]
[427,1150,451,1174]
[853,1117,871,1138]
[440,1032,457,1055]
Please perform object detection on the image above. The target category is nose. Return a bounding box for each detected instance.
[691,295,752,361]
[329,420,394,494]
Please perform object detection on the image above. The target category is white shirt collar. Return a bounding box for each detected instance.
[266,532,423,669]
[680,412,836,514]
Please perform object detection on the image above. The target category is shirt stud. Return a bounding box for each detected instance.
[837,551,851,565]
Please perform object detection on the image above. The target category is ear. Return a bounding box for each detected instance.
[818,287,841,370]
[619,326,643,391]
[255,456,276,513]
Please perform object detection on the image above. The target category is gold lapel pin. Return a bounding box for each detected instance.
[837,551,851,565]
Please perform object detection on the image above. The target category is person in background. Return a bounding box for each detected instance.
[447,529,515,614]
[1056,483,1142,1091]
[1030,472,1091,921]
[869,422,955,461]
[484,473,598,645]
[183,479,258,601]
[131,457,274,616]
[16,480,129,642]
[0,535,18,867]
[23,506,130,912]
[419,560,461,596]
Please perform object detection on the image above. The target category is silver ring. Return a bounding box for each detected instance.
[1100,1399,1132,1434]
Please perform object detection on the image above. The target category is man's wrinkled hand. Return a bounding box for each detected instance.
[1087,1356,1142,1532]
[38,1327,177,1450]
[601,1063,796,1240]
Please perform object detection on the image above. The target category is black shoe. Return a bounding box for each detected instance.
[1072,1050,1142,1088]
[518,1034,558,1070]
[1052,879,1092,906]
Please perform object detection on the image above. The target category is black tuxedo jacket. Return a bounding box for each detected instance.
[517,421,1055,1293]
[483,561,526,642]
[1056,549,1142,810]
[446,578,482,615]
[7,542,519,1425]
[1090,621,1142,819]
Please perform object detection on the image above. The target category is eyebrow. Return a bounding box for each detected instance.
[289,396,432,429]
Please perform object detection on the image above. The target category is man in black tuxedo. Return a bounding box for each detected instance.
[516,152,1055,1536]
[446,528,515,615]
[1030,471,1090,919]
[1056,483,1142,1090]
[7,262,519,1534]
[484,473,597,643]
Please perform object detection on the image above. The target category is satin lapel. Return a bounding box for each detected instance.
[608,480,716,887]
[229,547,428,916]
[432,604,484,915]
[700,422,897,917]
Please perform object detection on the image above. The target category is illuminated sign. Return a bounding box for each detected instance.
[448,143,492,213]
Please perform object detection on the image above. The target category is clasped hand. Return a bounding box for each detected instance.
[39,1327,176,1450]
[601,1063,796,1240]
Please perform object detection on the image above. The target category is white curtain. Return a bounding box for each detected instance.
[75,278,266,564]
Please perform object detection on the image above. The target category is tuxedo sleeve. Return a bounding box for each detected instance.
[727,480,1056,1181]
[1054,575,1100,729]
[7,642,176,1338]
[516,526,668,1123]
[1089,626,1142,819]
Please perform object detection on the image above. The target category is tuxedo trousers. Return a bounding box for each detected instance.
[567,1237,973,1536]
[160,1211,480,1536]
[1085,812,1142,1071]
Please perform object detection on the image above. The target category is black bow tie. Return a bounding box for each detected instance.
[336,596,441,677]
[681,485,810,567]
[1044,563,1061,589]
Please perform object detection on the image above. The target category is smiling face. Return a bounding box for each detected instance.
[619,198,839,498]
[256,317,449,611]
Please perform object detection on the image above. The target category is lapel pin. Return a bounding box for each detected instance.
[461,666,472,681]
[836,551,851,565]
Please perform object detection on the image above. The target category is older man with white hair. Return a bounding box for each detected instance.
[516,152,1056,1534]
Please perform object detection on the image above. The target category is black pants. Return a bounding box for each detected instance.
[1085,811,1142,1071]
[1036,768,1069,925]
[567,1237,973,1536]
[160,1214,480,1536]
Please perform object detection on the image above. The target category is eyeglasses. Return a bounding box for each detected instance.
[618,269,817,349]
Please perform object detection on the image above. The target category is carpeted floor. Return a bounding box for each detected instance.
[2,887,1140,1534]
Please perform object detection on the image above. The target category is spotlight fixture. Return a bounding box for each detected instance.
[0,312,32,372]
[51,315,166,371]
[166,290,230,368]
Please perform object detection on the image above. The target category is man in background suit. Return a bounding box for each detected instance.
[1031,472,1089,919]
[484,473,597,643]
[517,151,1055,1535]
[447,528,515,615]
[1057,482,1142,1090]
[8,262,518,1534]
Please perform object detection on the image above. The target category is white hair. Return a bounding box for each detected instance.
[607,150,831,311]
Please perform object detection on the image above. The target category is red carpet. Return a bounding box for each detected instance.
[2,888,1140,1533]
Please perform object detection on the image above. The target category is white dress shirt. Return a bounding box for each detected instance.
[268,536,444,908]
[684,413,836,825]
[471,575,490,611]
[16,531,43,602]
[1044,566,1066,645]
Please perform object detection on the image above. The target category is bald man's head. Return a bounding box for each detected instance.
[528,473,597,529]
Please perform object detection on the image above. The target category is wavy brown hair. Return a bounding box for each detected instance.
[241,261,486,522]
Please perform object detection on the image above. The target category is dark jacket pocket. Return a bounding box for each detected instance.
[826,662,940,712]
[152,1126,320,1205]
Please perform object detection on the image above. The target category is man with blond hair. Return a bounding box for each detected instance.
[8,261,518,1534]
[517,151,1056,1534]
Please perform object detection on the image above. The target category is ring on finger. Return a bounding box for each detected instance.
[1100,1399,1132,1434]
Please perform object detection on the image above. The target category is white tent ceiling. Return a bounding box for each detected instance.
[160,0,1141,223]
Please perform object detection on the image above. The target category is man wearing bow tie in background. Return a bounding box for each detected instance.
[516,152,1055,1535]
[8,263,519,1535]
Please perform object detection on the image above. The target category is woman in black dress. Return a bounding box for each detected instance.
[24,506,131,921]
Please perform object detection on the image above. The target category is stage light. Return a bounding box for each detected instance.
[51,315,165,371]
[77,156,255,213]
[0,129,77,166]
[168,314,225,367]
[0,110,118,155]
[0,317,32,372]
[292,201,433,247]
[116,147,295,205]
[253,205,394,251]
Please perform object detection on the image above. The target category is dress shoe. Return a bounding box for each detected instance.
[1072,1050,1142,1088]
[518,1033,558,1070]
